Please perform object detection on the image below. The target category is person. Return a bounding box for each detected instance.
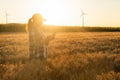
[27,13,55,60]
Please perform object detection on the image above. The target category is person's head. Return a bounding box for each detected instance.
[32,13,44,25]
[26,13,44,32]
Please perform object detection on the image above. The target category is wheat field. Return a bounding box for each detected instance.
[0,32,120,80]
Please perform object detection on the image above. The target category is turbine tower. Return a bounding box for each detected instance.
[80,10,87,27]
[5,11,8,24]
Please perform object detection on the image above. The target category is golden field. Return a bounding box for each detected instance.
[0,32,120,80]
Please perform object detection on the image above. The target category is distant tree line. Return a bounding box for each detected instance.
[45,26,120,32]
[0,23,120,33]
[0,23,26,32]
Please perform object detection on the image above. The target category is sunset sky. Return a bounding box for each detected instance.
[0,0,120,27]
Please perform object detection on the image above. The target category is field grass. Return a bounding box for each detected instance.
[0,32,120,80]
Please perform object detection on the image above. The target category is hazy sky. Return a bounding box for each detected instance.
[0,0,120,27]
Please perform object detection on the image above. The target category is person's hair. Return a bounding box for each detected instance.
[26,18,32,32]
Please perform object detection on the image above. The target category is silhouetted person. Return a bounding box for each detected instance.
[27,13,55,60]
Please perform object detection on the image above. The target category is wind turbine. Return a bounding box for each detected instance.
[0,10,10,24]
[80,10,87,27]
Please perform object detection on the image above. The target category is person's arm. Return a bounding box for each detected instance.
[45,33,56,45]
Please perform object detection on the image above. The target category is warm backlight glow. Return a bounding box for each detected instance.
[27,0,81,26]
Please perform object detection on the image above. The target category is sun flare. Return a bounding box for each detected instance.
[29,0,79,25]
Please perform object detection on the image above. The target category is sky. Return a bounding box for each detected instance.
[0,0,120,27]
